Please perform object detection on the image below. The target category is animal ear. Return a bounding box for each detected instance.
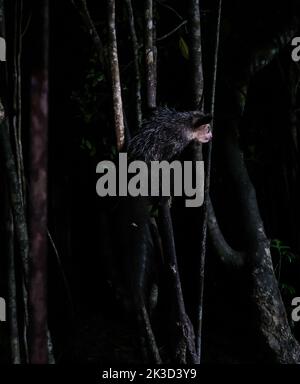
[192,117,203,129]
[192,114,212,128]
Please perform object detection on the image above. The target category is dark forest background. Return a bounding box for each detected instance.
[0,0,300,364]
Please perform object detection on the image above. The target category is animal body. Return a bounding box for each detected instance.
[128,107,212,162]
[112,107,212,362]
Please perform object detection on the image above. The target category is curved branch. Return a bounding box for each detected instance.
[71,0,105,67]
[219,16,300,363]
[157,20,187,42]
[207,197,245,268]
[249,22,299,78]
[155,0,184,21]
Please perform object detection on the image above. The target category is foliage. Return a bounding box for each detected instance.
[271,238,299,297]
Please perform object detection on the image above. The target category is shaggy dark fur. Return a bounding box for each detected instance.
[128,107,212,162]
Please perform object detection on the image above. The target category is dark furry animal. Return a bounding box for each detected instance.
[128,107,212,162]
[113,107,212,362]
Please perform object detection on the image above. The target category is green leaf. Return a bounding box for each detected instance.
[86,140,92,150]
[179,37,189,60]
[281,283,296,296]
